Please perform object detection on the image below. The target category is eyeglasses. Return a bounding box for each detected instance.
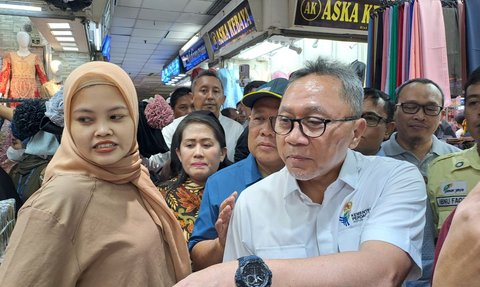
[396,102,443,116]
[269,115,359,138]
[361,112,387,127]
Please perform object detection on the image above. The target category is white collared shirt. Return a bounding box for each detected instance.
[223,150,426,280]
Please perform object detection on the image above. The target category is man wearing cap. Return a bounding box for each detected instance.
[149,70,244,167]
[189,78,287,270]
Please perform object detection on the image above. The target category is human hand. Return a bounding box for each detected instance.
[174,261,237,287]
[215,191,237,248]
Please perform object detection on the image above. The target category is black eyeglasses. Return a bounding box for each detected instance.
[396,102,443,116]
[269,115,359,138]
[361,112,387,127]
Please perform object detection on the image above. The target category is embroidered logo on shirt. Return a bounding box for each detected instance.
[440,181,467,195]
[351,208,371,223]
[339,201,352,226]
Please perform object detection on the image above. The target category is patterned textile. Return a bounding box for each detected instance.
[159,177,204,242]
[0,52,48,107]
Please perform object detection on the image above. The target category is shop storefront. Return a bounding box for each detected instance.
[198,0,379,106]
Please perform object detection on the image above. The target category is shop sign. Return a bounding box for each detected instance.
[208,0,256,52]
[162,56,183,84]
[180,38,209,72]
[294,0,381,31]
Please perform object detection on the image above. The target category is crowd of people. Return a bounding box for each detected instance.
[0,56,478,286]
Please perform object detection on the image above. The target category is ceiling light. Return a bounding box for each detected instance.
[63,47,79,51]
[180,34,200,54]
[0,4,41,11]
[59,42,77,47]
[94,27,102,51]
[51,30,72,36]
[235,41,283,60]
[48,23,71,29]
[56,36,75,42]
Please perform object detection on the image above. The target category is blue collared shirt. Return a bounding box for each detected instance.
[188,153,263,251]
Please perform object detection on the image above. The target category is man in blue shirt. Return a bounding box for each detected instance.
[189,78,287,270]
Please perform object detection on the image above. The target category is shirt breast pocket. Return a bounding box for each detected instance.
[337,227,362,252]
[255,245,307,259]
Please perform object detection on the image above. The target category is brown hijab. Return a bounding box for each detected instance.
[44,61,191,281]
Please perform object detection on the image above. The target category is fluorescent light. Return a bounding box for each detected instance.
[48,23,71,29]
[56,36,75,42]
[59,42,77,47]
[51,30,72,36]
[63,47,79,51]
[94,27,102,51]
[235,41,283,60]
[0,4,41,11]
[180,34,199,54]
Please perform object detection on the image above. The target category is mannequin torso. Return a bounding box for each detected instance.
[0,31,48,105]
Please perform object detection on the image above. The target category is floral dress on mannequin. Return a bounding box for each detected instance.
[0,52,48,107]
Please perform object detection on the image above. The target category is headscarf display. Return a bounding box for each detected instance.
[44,61,191,281]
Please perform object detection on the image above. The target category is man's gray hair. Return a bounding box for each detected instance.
[289,57,363,117]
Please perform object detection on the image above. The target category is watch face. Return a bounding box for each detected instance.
[242,261,270,287]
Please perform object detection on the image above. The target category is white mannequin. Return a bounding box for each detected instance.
[50,60,62,83]
[16,31,31,57]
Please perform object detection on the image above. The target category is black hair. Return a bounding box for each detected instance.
[169,87,191,109]
[221,107,238,119]
[243,80,267,95]
[395,78,445,106]
[454,113,465,125]
[191,70,224,93]
[363,88,395,122]
[165,110,231,190]
[464,66,480,95]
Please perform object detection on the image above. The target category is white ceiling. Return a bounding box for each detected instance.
[109,0,221,97]
[0,0,230,98]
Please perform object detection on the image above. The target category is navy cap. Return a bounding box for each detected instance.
[241,78,288,108]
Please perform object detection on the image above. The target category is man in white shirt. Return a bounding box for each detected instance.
[174,58,427,287]
[149,70,244,168]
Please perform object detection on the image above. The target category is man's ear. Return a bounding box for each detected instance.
[349,118,367,149]
[384,121,396,140]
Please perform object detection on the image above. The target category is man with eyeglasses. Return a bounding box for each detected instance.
[174,58,426,287]
[189,79,286,271]
[354,88,395,156]
[381,78,460,287]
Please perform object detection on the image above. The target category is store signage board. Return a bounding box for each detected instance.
[162,57,183,84]
[180,38,209,72]
[294,0,381,31]
[208,0,256,53]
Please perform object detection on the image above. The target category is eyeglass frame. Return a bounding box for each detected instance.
[269,115,360,138]
[396,102,443,116]
[361,112,389,127]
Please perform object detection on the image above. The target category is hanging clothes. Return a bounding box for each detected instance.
[443,4,462,97]
[465,0,480,74]
[409,0,421,79]
[417,0,451,105]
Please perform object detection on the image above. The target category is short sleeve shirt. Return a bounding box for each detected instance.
[223,150,426,281]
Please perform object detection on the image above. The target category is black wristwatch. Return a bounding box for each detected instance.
[235,255,272,287]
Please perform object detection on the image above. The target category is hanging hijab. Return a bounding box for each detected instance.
[44,61,191,281]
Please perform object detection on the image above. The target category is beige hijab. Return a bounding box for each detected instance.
[44,61,191,281]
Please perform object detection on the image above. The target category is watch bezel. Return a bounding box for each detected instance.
[235,255,272,287]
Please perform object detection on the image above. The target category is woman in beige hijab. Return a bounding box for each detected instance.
[0,62,191,286]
